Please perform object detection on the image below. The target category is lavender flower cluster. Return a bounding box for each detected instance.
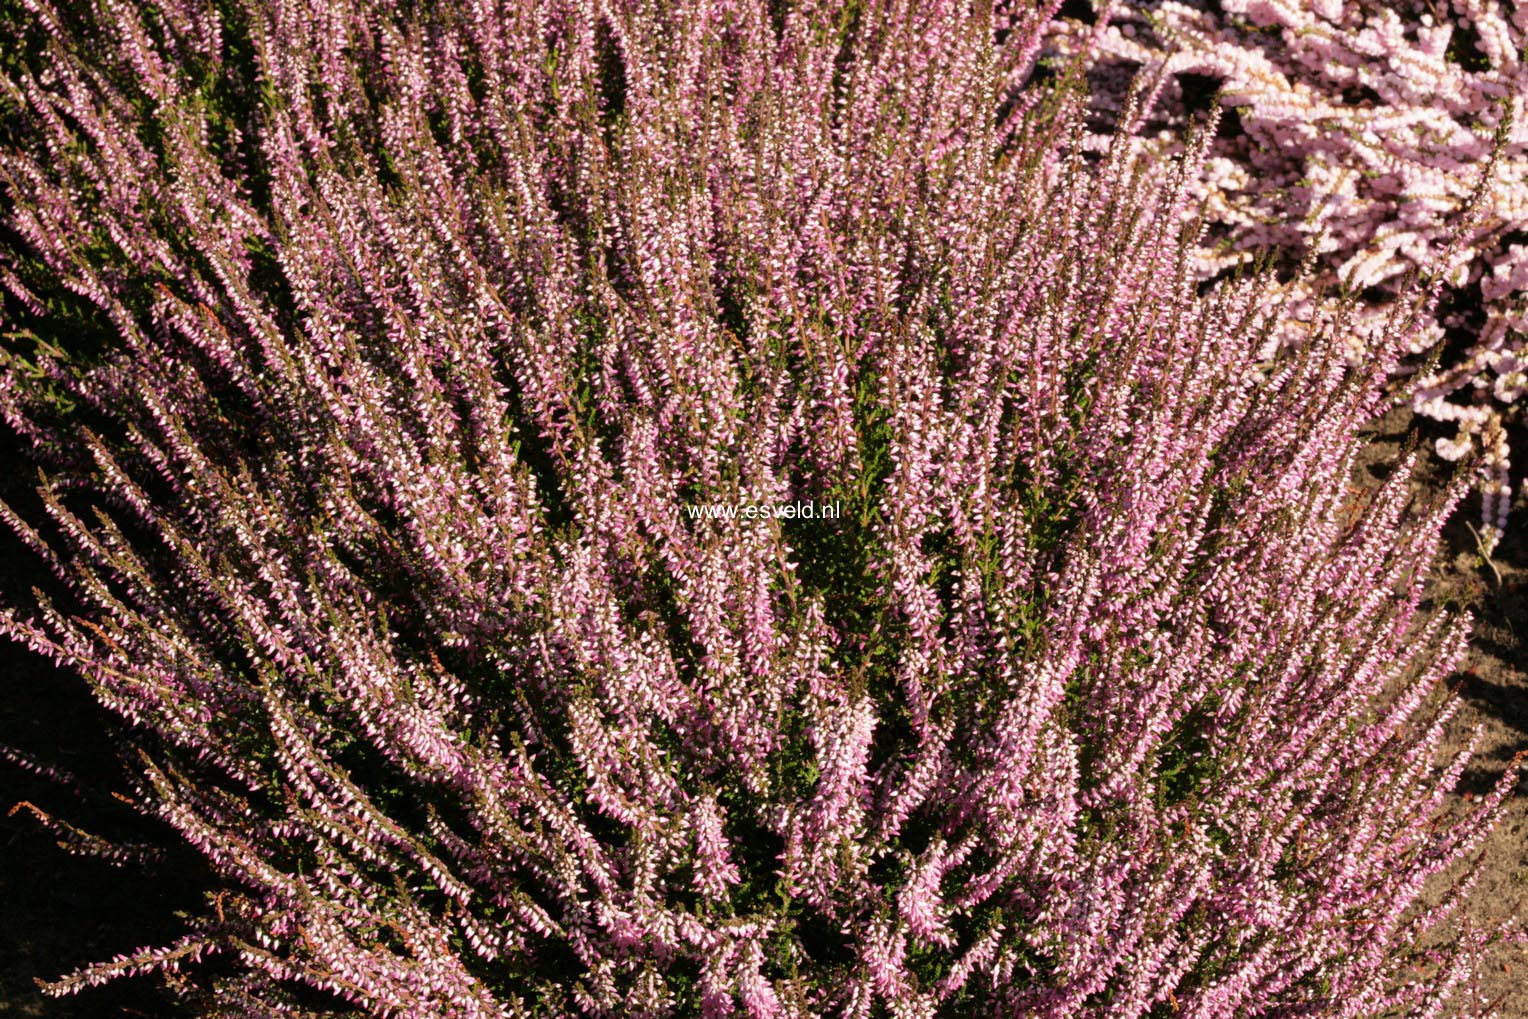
[0,0,1518,1016]
[1051,0,1527,551]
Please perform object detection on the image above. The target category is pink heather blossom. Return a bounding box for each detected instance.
[1050,0,1528,549]
[0,0,1518,1017]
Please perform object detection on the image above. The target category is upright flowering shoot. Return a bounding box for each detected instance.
[0,1,1514,1017]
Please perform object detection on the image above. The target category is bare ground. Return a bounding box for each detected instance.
[1356,406,1528,1017]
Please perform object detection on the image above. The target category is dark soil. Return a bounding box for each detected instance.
[0,431,212,1019]
[0,656,207,1019]
[1356,405,1528,1016]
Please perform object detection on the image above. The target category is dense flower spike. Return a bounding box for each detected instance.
[0,0,1516,1016]
[1049,0,1528,550]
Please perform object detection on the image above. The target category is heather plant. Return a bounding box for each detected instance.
[0,1,1520,1017]
[1048,0,1528,552]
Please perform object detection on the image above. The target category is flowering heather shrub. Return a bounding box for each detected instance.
[1049,0,1528,550]
[0,0,1520,1016]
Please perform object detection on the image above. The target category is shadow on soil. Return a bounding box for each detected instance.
[1,426,211,1018]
